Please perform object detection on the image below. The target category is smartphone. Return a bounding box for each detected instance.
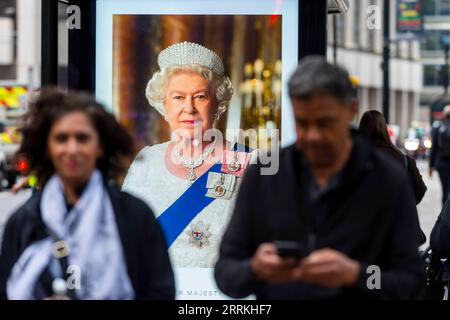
[274,240,305,260]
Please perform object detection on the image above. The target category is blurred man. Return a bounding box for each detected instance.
[430,105,450,205]
[214,56,425,299]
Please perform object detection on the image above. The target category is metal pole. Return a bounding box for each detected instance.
[333,14,337,64]
[41,0,58,86]
[68,0,96,92]
[444,43,449,95]
[298,0,328,60]
[382,0,390,123]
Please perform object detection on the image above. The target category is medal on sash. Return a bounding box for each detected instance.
[186,220,212,247]
[227,151,241,172]
[158,146,252,247]
[205,172,236,200]
[221,151,251,177]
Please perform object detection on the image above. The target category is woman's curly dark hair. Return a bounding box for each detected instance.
[18,87,134,185]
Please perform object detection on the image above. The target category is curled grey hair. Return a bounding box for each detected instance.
[145,64,234,118]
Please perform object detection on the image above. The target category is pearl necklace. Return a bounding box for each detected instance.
[174,143,215,183]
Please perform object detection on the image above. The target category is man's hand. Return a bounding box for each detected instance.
[44,295,70,300]
[295,248,361,288]
[250,245,361,288]
[250,243,298,283]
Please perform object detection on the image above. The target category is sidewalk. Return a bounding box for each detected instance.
[416,160,442,249]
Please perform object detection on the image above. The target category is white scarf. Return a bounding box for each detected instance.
[7,170,135,300]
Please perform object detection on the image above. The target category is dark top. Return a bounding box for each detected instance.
[0,184,175,300]
[214,133,425,300]
[430,119,450,169]
[371,139,427,205]
[430,198,450,258]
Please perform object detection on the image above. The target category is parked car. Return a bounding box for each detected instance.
[0,120,23,188]
[403,126,432,160]
[0,144,6,191]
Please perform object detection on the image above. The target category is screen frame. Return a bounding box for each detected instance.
[53,0,329,91]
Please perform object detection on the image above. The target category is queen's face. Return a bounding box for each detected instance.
[164,71,217,138]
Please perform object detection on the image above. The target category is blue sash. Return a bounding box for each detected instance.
[157,143,250,247]
[157,162,223,247]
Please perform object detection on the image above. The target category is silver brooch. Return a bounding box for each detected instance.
[205,172,236,200]
[213,174,226,197]
[186,221,212,248]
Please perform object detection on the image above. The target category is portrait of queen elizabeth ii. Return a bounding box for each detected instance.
[122,41,257,270]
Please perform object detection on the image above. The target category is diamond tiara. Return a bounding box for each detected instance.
[157,41,225,76]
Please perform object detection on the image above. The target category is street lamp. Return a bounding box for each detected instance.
[441,34,450,95]
[382,0,390,123]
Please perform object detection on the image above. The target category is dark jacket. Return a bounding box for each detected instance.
[430,119,450,169]
[0,184,175,300]
[214,134,425,300]
[371,139,427,204]
[430,198,450,259]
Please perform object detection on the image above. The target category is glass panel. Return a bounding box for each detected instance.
[58,2,68,89]
[440,0,450,15]
[424,64,450,86]
[353,0,360,48]
[421,30,450,51]
[423,0,436,15]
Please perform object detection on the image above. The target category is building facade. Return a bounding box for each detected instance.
[0,0,41,88]
[327,0,423,141]
[421,0,450,119]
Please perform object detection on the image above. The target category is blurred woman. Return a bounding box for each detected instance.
[0,88,175,300]
[359,110,427,204]
[359,110,427,245]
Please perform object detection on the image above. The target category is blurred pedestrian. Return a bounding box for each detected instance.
[0,88,175,300]
[10,176,29,194]
[430,105,450,205]
[430,198,450,266]
[11,174,38,195]
[429,197,450,299]
[359,110,427,205]
[214,56,425,299]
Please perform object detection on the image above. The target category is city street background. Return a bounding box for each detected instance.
[0,160,443,250]
[0,1,446,238]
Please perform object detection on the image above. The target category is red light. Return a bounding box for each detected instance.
[387,126,394,138]
[18,160,28,172]
[269,14,280,26]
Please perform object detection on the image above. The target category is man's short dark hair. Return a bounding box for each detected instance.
[288,55,353,105]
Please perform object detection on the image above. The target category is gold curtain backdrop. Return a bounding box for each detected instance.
[113,15,281,152]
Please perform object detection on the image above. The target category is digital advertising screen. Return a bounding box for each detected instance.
[95,0,299,300]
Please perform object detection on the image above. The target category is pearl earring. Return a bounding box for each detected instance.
[215,106,226,121]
